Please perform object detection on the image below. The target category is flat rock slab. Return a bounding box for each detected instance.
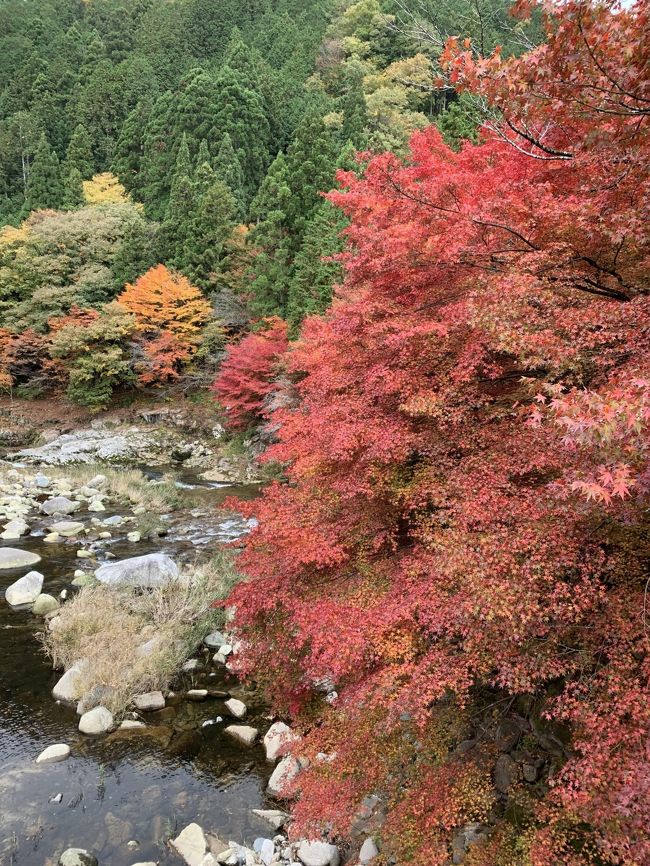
[133,691,165,711]
[225,725,259,747]
[95,553,179,588]
[51,520,85,537]
[251,809,289,831]
[0,547,41,570]
[36,743,71,764]
[5,570,43,605]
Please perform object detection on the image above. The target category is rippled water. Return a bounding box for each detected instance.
[0,473,274,866]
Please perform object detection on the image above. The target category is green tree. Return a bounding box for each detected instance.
[213,133,245,219]
[141,90,176,219]
[62,165,84,209]
[247,151,293,317]
[160,132,196,264]
[112,99,151,196]
[66,123,95,179]
[287,200,346,326]
[212,65,270,200]
[181,179,236,289]
[22,133,64,215]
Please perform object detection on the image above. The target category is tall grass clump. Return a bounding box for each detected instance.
[40,549,241,715]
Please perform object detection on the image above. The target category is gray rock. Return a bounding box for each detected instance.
[494,754,518,793]
[53,661,88,703]
[267,755,302,798]
[77,684,115,715]
[133,691,165,711]
[296,841,339,866]
[32,593,60,615]
[119,720,146,729]
[204,630,227,648]
[264,721,298,762]
[103,515,123,526]
[252,810,289,831]
[35,474,51,488]
[59,848,98,866]
[225,725,259,746]
[254,839,275,866]
[523,762,538,782]
[51,520,85,537]
[79,706,113,735]
[5,570,43,605]
[41,496,81,516]
[224,697,247,719]
[359,838,379,863]
[35,743,71,764]
[95,553,179,588]
[0,547,41,570]
[186,689,208,701]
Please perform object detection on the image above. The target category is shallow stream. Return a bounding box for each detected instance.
[0,470,274,866]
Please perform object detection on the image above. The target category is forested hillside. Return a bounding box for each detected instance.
[0,0,538,408]
[1,1,649,865]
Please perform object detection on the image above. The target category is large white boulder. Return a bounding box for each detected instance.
[1,518,29,539]
[5,570,43,606]
[95,553,179,588]
[0,547,41,570]
[263,721,299,762]
[171,823,218,866]
[296,841,340,866]
[36,743,71,764]
[41,496,81,516]
[267,755,302,798]
[52,661,88,703]
[79,706,113,735]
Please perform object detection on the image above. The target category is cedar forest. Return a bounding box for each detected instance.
[1,0,649,864]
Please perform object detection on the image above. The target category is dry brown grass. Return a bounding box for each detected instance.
[49,464,182,512]
[40,551,240,715]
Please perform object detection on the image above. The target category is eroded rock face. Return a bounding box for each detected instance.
[94,553,179,588]
[5,570,43,605]
[0,547,41,570]
[16,427,158,466]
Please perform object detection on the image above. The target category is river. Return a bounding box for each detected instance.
[0,468,275,866]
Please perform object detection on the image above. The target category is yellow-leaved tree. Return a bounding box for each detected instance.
[117,264,213,385]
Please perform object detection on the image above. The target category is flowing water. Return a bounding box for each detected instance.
[0,470,274,866]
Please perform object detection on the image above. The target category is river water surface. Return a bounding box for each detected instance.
[0,470,274,866]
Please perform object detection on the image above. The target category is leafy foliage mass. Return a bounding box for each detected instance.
[225,2,650,863]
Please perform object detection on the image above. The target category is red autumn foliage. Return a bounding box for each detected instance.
[212,317,289,430]
[227,2,650,863]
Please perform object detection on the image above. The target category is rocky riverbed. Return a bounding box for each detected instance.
[0,419,374,866]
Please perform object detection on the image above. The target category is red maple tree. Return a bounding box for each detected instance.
[227,2,650,863]
[212,317,289,431]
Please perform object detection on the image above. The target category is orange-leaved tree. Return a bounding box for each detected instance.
[117,264,212,384]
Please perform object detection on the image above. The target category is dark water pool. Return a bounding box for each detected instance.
[0,474,274,866]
